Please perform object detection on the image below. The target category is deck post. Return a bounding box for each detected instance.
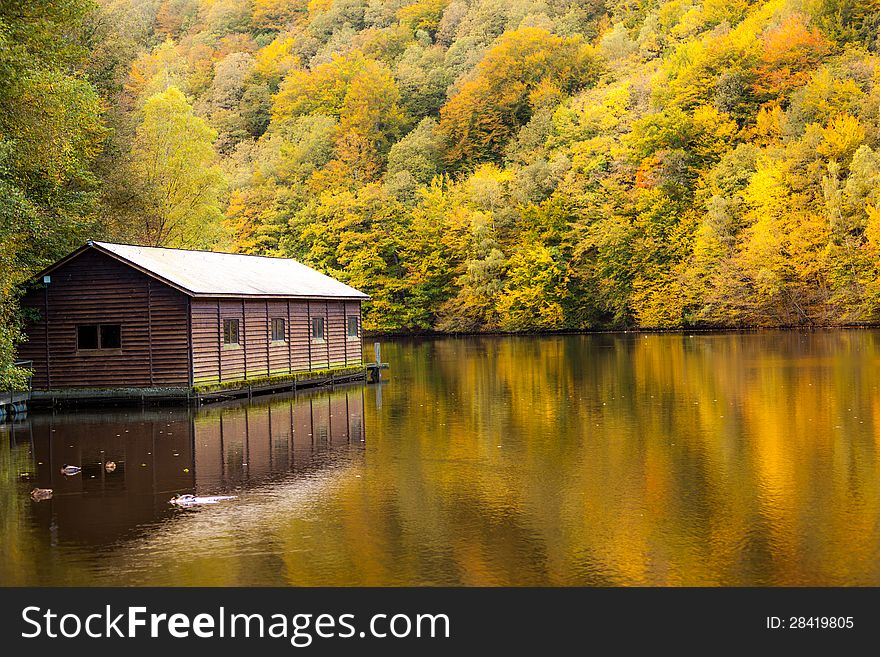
[44,282,51,389]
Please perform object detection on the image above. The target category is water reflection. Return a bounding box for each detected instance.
[0,387,364,584]
[4,332,880,585]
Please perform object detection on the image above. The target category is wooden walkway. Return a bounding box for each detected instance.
[2,360,33,419]
[3,392,29,405]
[1,392,30,419]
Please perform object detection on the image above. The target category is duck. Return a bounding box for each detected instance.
[30,488,53,501]
[169,493,237,507]
[60,465,81,476]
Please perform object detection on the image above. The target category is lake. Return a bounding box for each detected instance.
[2,331,880,586]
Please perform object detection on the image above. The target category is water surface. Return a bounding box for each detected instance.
[3,332,880,585]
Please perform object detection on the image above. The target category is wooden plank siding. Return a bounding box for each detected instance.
[191,300,221,385]
[328,302,346,367]
[18,247,364,391]
[345,301,363,366]
[290,301,311,372]
[189,297,363,385]
[19,249,190,389]
[267,300,290,376]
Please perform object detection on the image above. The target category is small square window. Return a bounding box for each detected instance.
[77,325,99,350]
[100,324,121,349]
[311,316,325,341]
[271,317,286,341]
[347,316,359,339]
[223,318,240,345]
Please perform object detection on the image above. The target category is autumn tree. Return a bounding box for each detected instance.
[752,14,833,106]
[438,27,602,168]
[129,86,226,247]
[273,51,408,177]
[15,0,880,337]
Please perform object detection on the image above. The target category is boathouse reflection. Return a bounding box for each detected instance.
[11,386,365,544]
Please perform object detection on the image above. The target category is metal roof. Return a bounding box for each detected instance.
[80,242,369,300]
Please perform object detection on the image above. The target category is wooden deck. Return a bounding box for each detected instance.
[3,392,30,405]
[26,365,369,409]
[1,360,32,419]
[0,392,30,419]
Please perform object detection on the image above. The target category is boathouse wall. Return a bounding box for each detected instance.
[18,249,191,389]
[189,298,363,386]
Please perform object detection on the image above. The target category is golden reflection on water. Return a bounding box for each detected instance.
[2,332,880,585]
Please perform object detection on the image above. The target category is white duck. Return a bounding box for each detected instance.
[169,494,237,507]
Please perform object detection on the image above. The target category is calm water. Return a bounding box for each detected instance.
[3,332,880,586]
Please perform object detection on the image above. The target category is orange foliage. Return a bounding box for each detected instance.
[438,27,601,168]
[752,14,832,103]
[252,0,308,31]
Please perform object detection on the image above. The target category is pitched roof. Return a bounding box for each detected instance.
[46,241,369,300]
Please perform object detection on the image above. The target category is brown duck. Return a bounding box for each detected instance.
[30,488,53,502]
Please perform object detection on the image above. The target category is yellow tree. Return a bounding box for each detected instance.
[273,51,407,164]
[130,86,227,248]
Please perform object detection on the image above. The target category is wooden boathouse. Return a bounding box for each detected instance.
[18,241,369,403]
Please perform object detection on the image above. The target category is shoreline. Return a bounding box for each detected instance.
[364,324,880,339]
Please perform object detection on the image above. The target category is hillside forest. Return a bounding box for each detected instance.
[3,0,880,383]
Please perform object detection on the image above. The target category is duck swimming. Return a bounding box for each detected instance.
[169,494,237,507]
[60,465,81,476]
[30,488,53,501]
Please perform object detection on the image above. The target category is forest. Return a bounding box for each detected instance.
[2,0,880,384]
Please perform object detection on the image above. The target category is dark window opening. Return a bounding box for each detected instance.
[271,317,286,341]
[77,324,121,350]
[223,319,240,345]
[77,325,99,350]
[311,316,325,341]
[347,316,359,338]
[100,324,121,349]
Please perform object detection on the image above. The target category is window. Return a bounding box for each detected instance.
[311,316,325,341]
[347,316,359,339]
[223,319,240,345]
[77,325,99,350]
[100,324,121,349]
[77,324,121,350]
[271,317,286,342]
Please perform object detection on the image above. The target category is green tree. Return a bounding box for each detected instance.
[436,211,507,331]
[385,117,443,200]
[0,0,106,384]
[496,243,568,330]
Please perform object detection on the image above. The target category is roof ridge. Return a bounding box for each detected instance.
[92,241,304,263]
